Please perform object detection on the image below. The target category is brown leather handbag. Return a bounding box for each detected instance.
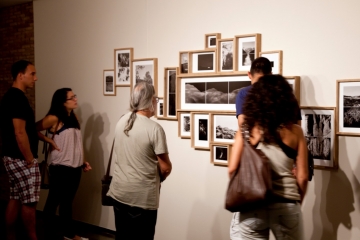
[225,124,272,212]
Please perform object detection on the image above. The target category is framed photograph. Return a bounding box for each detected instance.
[285,76,300,102]
[177,111,191,139]
[210,143,232,166]
[163,67,177,120]
[177,75,251,111]
[190,50,216,73]
[337,79,360,136]
[103,70,115,96]
[301,107,337,170]
[217,38,234,72]
[205,33,221,49]
[191,112,210,150]
[114,48,133,86]
[179,52,189,74]
[210,113,237,144]
[259,50,283,74]
[234,34,261,72]
[156,97,164,118]
[131,58,158,93]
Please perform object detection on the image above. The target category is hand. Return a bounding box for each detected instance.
[82,162,92,172]
[49,139,60,151]
[26,159,35,168]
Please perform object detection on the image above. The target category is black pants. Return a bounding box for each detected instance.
[113,199,158,240]
[43,165,82,239]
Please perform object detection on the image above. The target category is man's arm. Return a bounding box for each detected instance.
[13,118,34,167]
[157,153,172,182]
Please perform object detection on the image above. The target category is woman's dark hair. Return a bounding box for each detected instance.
[243,74,299,144]
[47,88,80,129]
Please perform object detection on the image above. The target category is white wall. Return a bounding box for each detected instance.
[34,0,360,239]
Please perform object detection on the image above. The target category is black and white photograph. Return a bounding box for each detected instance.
[211,113,237,144]
[219,39,234,72]
[205,33,220,49]
[131,58,157,92]
[301,107,337,169]
[191,51,216,73]
[103,70,115,96]
[286,77,300,102]
[191,112,210,149]
[165,68,177,118]
[156,98,164,118]
[210,144,231,166]
[177,111,191,138]
[136,65,153,84]
[181,76,251,111]
[180,52,188,74]
[215,146,228,161]
[114,48,133,86]
[235,34,260,72]
[260,51,282,74]
[242,41,255,66]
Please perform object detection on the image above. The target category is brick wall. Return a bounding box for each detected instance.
[0,2,34,201]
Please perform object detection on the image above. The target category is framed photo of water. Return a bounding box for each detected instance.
[337,79,360,136]
[234,34,261,72]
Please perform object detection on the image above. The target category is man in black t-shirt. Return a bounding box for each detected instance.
[0,60,39,240]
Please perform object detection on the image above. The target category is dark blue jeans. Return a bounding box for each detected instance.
[112,199,158,240]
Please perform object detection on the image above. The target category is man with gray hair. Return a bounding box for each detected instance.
[107,81,172,240]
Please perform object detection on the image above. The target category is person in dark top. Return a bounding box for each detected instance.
[0,60,39,240]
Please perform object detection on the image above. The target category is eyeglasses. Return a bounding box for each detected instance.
[66,95,77,101]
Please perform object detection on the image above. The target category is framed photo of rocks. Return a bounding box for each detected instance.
[210,113,237,144]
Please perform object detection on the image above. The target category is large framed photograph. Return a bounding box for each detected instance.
[179,52,189,74]
[191,112,210,150]
[156,97,164,119]
[205,33,221,49]
[210,113,237,144]
[301,107,337,170]
[177,75,251,111]
[163,67,177,120]
[177,110,191,139]
[337,79,360,136]
[103,69,115,96]
[190,50,216,74]
[285,76,300,102]
[210,143,232,166]
[260,50,283,74]
[217,38,234,72]
[234,34,261,72]
[114,48,133,86]
[131,58,158,93]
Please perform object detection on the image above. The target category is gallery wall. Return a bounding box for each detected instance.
[33,0,360,239]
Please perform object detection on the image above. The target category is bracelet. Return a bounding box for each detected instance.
[27,158,36,164]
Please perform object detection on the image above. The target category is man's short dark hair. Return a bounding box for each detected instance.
[250,57,272,76]
[11,60,33,80]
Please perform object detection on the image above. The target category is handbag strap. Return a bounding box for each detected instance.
[241,123,251,143]
[44,121,60,161]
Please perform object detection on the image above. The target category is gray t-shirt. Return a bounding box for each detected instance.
[107,112,168,210]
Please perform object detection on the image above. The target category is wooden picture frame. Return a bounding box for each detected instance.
[285,76,300,102]
[210,143,232,166]
[259,50,283,74]
[217,38,235,73]
[234,34,261,73]
[205,33,221,50]
[336,79,360,136]
[191,112,210,150]
[189,50,216,74]
[163,67,177,120]
[114,48,133,87]
[103,69,116,96]
[210,112,237,144]
[300,106,338,170]
[177,110,191,139]
[155,97,165,119]
[131,58,158,94]
[177,75,251,112]
[179,51,189,74]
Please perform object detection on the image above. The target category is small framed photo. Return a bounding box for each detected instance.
[103,70,115,96]
[163,67,177,120]
[210,143,231,166]
[179,52,189,74]
[285,76,300,102]
[190,50,216,74]
[191,112,210,150]
[301,107,337,170]
[337,79,360,136]
[210,113,238,144]
[217,38,234,72]
[177,110,191,139]
[259,50,283,74]
[131,58,158,93]
[156,97,164,118]
[205,33,221,49]
[234,34,261,72]
[114,48,133,86]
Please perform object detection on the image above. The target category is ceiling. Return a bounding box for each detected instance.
[0,0,32,8]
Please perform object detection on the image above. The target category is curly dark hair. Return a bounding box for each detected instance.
[243,74,299,144]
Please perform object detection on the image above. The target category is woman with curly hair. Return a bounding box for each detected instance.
[228,74,308,240]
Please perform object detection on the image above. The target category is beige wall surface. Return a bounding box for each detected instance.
[34,0,360,239]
